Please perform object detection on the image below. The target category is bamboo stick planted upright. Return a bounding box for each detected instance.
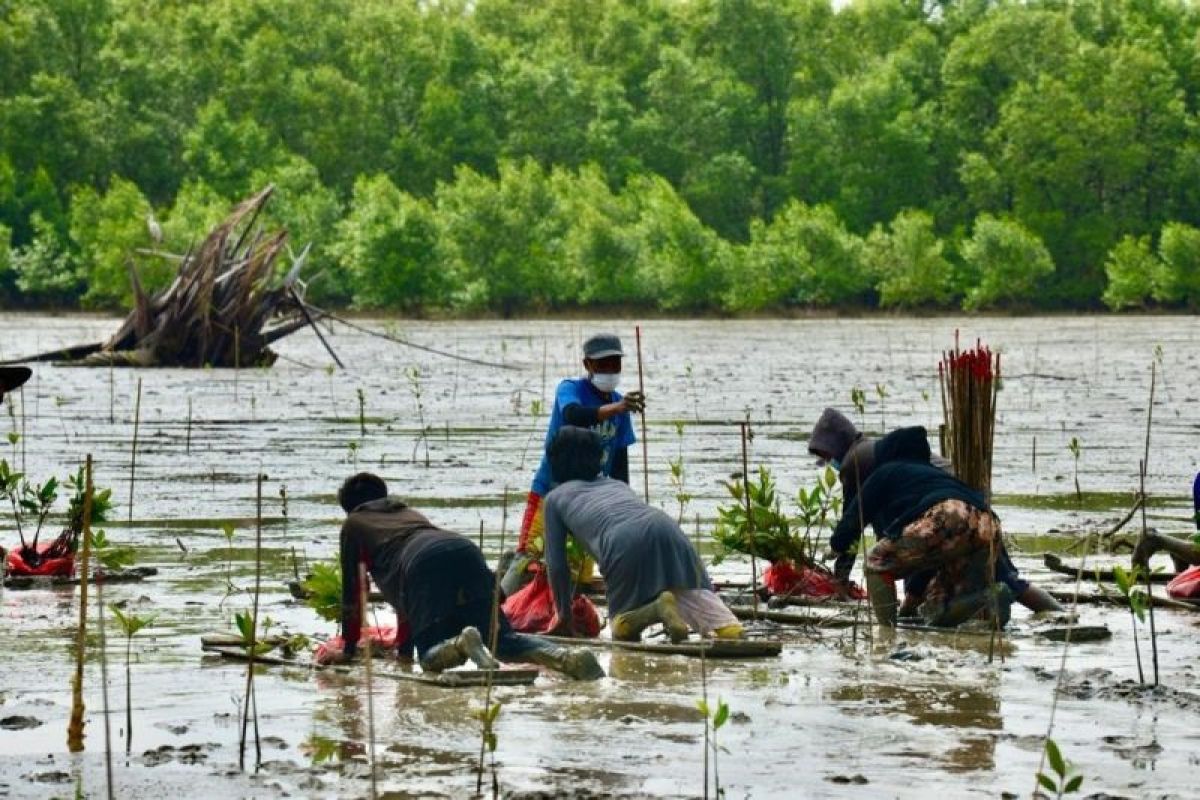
[938,335,1001,497]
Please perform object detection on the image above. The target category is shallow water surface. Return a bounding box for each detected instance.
[0,314,1197,798]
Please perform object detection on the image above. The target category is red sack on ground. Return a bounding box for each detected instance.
[501,567,601,637]
[763,559,866,600]
[1167,565,1200,600]
[5,544,75,577]
[314,624,410,665]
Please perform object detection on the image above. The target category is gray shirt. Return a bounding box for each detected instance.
[542,477,711,618]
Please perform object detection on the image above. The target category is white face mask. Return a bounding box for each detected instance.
[590,372,620,393]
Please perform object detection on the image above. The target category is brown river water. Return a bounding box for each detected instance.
[0,314,1197,798]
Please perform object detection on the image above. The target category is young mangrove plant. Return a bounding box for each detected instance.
[110,606,155,753]
[1036,739,1084,798]
[357,387,367,437]
[874,383,889,432]
[406,366,431,468]
[1112,564,1149,685]
[849,387,866,429]
[1067,437,1082,502]
[238,473,267,771]
[667,421,693,524]
[696,695,730,799]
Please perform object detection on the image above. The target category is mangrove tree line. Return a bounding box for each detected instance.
[2,0,1200,313]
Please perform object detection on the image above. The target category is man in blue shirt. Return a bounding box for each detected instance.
[502,333,644,597]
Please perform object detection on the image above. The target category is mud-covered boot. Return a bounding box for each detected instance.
[655,591,690,643]
[924,584,1013,628]
[420,626,499,672]
[611,598,664,641]
[455,626,500,670]
[420,639,469,673]
[866,572,898,626]
[523,643,605,680]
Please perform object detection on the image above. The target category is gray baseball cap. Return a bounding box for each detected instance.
[582,333,624,359]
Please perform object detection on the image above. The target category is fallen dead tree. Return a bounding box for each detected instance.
[4,186,319,368]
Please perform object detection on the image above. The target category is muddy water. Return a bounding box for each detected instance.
[0,314,1197,798]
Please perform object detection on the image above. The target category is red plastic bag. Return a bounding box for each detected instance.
[1167,565,1200,600]
[763,559,866,600]
[314,624,410,665]
[501,568,601,637]
[6,544,75,577]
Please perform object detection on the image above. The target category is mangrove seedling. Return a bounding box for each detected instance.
[668,421,693,524]
[1067,437,1082,502]
[110,606,155,753]
[849,387,866,428]
[357,388,366,437]
[696,696,731,799]
[301,559,342,622]
[1036,739,1083,798]
[476,700,503,798]
[406,366,430,468]
[875,383,889,431]
[88,530,136,573]
[1113,564,1148,684]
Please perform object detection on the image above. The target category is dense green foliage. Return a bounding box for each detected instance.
[2,0,1200,313]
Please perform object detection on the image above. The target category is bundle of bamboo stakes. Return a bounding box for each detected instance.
[5,186,315,369]
[938,336,1000,497]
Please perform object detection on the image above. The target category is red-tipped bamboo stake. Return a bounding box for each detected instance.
[635,326,649,502]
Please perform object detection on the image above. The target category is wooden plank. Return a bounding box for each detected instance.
[1043,553,1173,584]
[894,621,1112,643]
[730,605,857,628]
[539,634,782,658]
[3,566,157,589]
[201,645,538,687]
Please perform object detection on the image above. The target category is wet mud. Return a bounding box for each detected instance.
[0,314,1197,798]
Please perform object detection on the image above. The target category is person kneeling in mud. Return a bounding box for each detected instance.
[542,426,742,643]
[335,472,603,680]
[810,406,1061,614]
[829,426,1013,627]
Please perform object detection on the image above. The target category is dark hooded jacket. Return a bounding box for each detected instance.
[830,426,989,555]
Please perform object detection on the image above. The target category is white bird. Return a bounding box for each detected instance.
[146,211,163,244]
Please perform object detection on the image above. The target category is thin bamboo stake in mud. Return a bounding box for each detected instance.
[478,488,508,797]
[67,455,94,752]
[739,422,759,618]
[127,378,142,524]
[96,573,114,799]
[1139,362,1159,686]
[635,325,649,502]
[185,397,192,455]
[360,561,378,800]
[239,474,265,771]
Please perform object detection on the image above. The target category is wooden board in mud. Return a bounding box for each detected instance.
[895,621,1112,643]
[1043,553,1174,584]
[540,634,782,658]
[3,566,157,589]
[729,605,858,628]
[200,644,539,687]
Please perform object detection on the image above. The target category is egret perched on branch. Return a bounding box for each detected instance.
[146,212,163,244]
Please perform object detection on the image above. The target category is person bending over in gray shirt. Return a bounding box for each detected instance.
[542,426,742,643]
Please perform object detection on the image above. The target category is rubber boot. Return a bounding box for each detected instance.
[1134,531,1200,572]
[610,599,658,641]
[865,572,898,626]
[1017,584,1064,613]
[612,591,690,643]
[655,592,690,643]
[455,625,500,670]
[924,584,1013,628]
[522,642,605,680]
[419,626,499,672]
[712,623,744,639]
[420,639,468,673]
